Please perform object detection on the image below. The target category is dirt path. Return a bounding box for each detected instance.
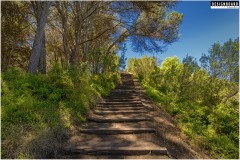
[59,72,208,159]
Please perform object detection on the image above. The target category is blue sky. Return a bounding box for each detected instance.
[120,1,239,63]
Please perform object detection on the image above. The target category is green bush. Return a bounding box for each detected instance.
[1,66,120,158]
[90,72,120,96]
[206,135,239,158]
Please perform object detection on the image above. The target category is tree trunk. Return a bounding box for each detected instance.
[28,2,51,74]
[69,2,82,65]
[38,31,46,74]
[56,2,71,63]
[83,16,92,63]
[69,32,81,65]
[69,25,81,64]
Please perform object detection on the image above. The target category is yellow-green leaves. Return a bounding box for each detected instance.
[127,55,239,158]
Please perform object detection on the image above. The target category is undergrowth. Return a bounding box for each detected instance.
[142,83,239,159]
[1,65,120,158]
[128,56,239,159]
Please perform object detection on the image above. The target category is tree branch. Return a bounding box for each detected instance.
[79,22,121,45]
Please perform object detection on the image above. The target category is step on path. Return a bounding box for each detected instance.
[62,72,170,159]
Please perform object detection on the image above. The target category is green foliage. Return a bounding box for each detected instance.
[90,72,120,96]
[127,56,158,83]
[1,66,120,158]
[127,54,239,159]
[200,38,239,82]
[144,85,170,106]
[205,135,239,158]
[1,1,31,71]
[88,49,120,75]
[130,2,183,53]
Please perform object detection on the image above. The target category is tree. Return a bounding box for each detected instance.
[2,1,183,73]
[103,2,183,55]
[28,1,51,74]
[1,1,31,71]
[182,54,200,73]
[200,38,239,82]
[127,56,158,82]
[55,1,117,65]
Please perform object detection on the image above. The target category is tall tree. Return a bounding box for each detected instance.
[107,1,183,54]
[1,1,31,71]
[2,1,183,73]
[28,1,51,74]
[200,38,239,82]
[56,1,108,65]
[182,54,200,73]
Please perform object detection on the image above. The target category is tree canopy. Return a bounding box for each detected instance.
[1,1,182,74]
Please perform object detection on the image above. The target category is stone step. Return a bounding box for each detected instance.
[113,90,136,92]
[62,154,170,159]
[115,87,142,90]
[87,117,151,122]
[105,96,139,99]
[116,83,134,85]
[64,132,167,156]
[64,145,167,156]
[97,103,143,106]
[113,89,139,91]
[96,104,144,107]
[105,98,140,100]
[103,98,140,102]
[115,86,136,89]
[110,90,143,96]
[109,94,140,97]
[94,110,147,115]
[106,96,140,99]
[81,122,154,129]
[104,98,140,100]
[96,106,143,108]
[79,128,155,134]
[103,100,141,103]
[110,92,139,94]
[96,104,144,108]
[94,107,145,111]
[98,101,142,105]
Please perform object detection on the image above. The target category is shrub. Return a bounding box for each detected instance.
[1,66,120,158]
[127,56,239,159]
